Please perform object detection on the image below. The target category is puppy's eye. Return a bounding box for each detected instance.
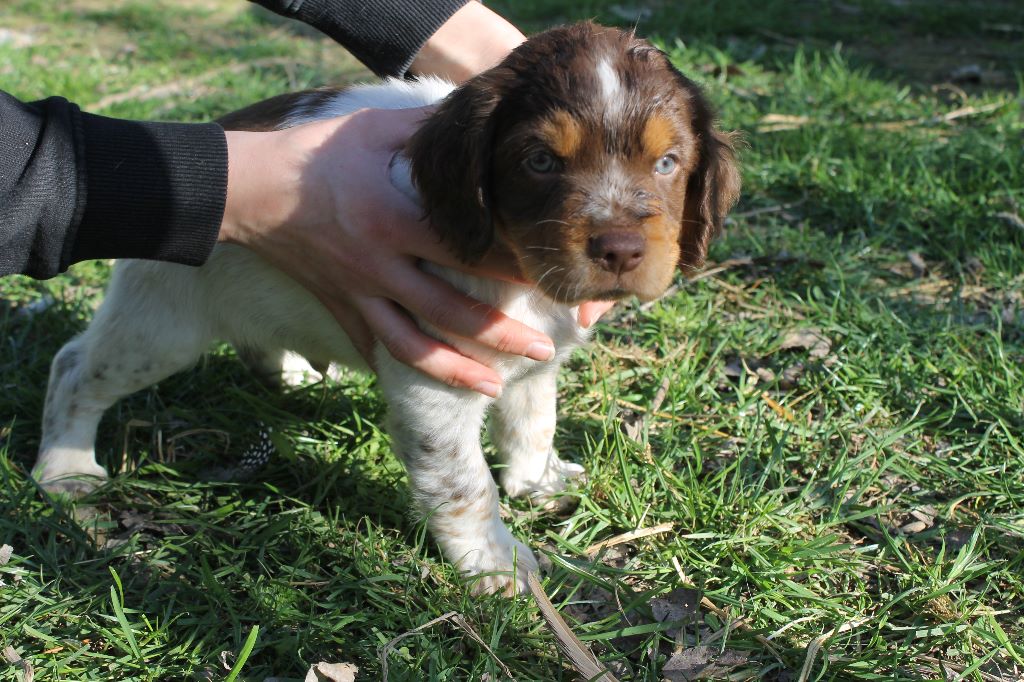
[654,155,678,175]
[526,150,559,174]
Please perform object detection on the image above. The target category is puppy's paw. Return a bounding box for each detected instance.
[446,526,539,596]
[501,453,586,511]
[464,536,539,597]
[32,454,108,498]
[278,352,325,387]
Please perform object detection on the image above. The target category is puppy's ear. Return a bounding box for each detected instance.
[676,78,741,271]
[407,75,504,263]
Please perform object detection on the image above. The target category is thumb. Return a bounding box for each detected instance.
[355,105,437,151]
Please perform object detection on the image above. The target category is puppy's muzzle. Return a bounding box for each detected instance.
[587,230,646,274]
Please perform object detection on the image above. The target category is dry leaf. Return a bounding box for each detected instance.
[0,544,12,566]
[663,646,749,681]
[304,662,358,682]
[779,328,832,359]
[907,251,928,277]
[650,587,700,629]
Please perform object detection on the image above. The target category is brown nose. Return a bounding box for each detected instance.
[587,231,646,274]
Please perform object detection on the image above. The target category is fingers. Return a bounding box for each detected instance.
[360,298,505,397]
[318,296,377,367]
[578,300,616,328]
[389,266,555,361]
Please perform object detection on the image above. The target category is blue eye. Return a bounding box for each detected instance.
[655,155,678,175]
[526,150,558,173]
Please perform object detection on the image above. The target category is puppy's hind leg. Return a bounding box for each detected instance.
[33,264,212,496]
[235,346,333,388]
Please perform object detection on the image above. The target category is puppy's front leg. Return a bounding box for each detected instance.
[491,366,585,507]
[385,385,538,595]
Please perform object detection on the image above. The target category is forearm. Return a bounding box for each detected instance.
[409,2,525,83]
[250,0,470,77]
[0,90,226,279]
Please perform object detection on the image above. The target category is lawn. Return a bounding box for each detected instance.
[1,0,1022,680]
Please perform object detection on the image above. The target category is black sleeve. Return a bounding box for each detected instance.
[0,91,227,280]
[251,0,469,77]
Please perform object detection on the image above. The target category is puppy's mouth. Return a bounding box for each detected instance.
[530,270,662,305]
[501,233,679,304]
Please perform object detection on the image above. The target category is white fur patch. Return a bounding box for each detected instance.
[596,57,623,120]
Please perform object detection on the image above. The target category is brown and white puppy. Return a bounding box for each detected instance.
[33,23,739,594]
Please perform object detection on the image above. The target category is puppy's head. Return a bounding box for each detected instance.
[409,22,740,304]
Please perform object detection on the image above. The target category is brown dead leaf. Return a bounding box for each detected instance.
[304,662,358,682]
[663,646,750,681]
[907,251,928,277]
[779,328,832,360]
[650,588,700,626]
[779,362,806,389]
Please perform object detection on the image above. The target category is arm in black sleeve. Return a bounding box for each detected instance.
[0,90,227,279]
[251,0,468,77]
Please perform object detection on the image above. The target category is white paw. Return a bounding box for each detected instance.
[32,454,108,497]
[278,352,324,387]
[501,452,586,509]
[449,530,540,596]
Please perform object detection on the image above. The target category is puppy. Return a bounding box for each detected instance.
[33,22,739,594]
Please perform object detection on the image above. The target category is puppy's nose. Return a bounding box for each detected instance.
[587,231,646,274]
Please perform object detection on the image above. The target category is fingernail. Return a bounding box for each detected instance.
[526,342,556,361]
[473,381,503,399]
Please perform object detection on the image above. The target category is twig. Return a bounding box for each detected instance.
[528,573,619,682]
[996,211,1024,231]
[585,522,675,556]
[649,376,671,415]
[2,646,33,682]
[797,618,868,682]
[732,198,807,219]
[916,654,1020,682]
[758,100,1007,133]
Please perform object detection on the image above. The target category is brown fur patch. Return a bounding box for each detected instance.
[538,110,585,160]
[216,89,341,132]
[642,115,678,160]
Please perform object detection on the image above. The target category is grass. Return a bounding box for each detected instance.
[2,0,1023,679]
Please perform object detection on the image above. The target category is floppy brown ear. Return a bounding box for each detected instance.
[678,83,741,272]
[407,75,504,263]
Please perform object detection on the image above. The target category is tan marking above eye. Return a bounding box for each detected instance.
[642,115,678,161]
[537,110,584,160]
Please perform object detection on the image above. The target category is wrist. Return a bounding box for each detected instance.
[220,128,294,246]
[410,2,525,82]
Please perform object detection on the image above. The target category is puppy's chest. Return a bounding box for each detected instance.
[424,264,589,381]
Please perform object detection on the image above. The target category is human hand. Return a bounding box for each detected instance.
[220,108,579,396]
[218,5,615,397]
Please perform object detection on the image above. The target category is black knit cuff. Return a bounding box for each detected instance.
[254,0,469,77]
[70,114,227,269]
